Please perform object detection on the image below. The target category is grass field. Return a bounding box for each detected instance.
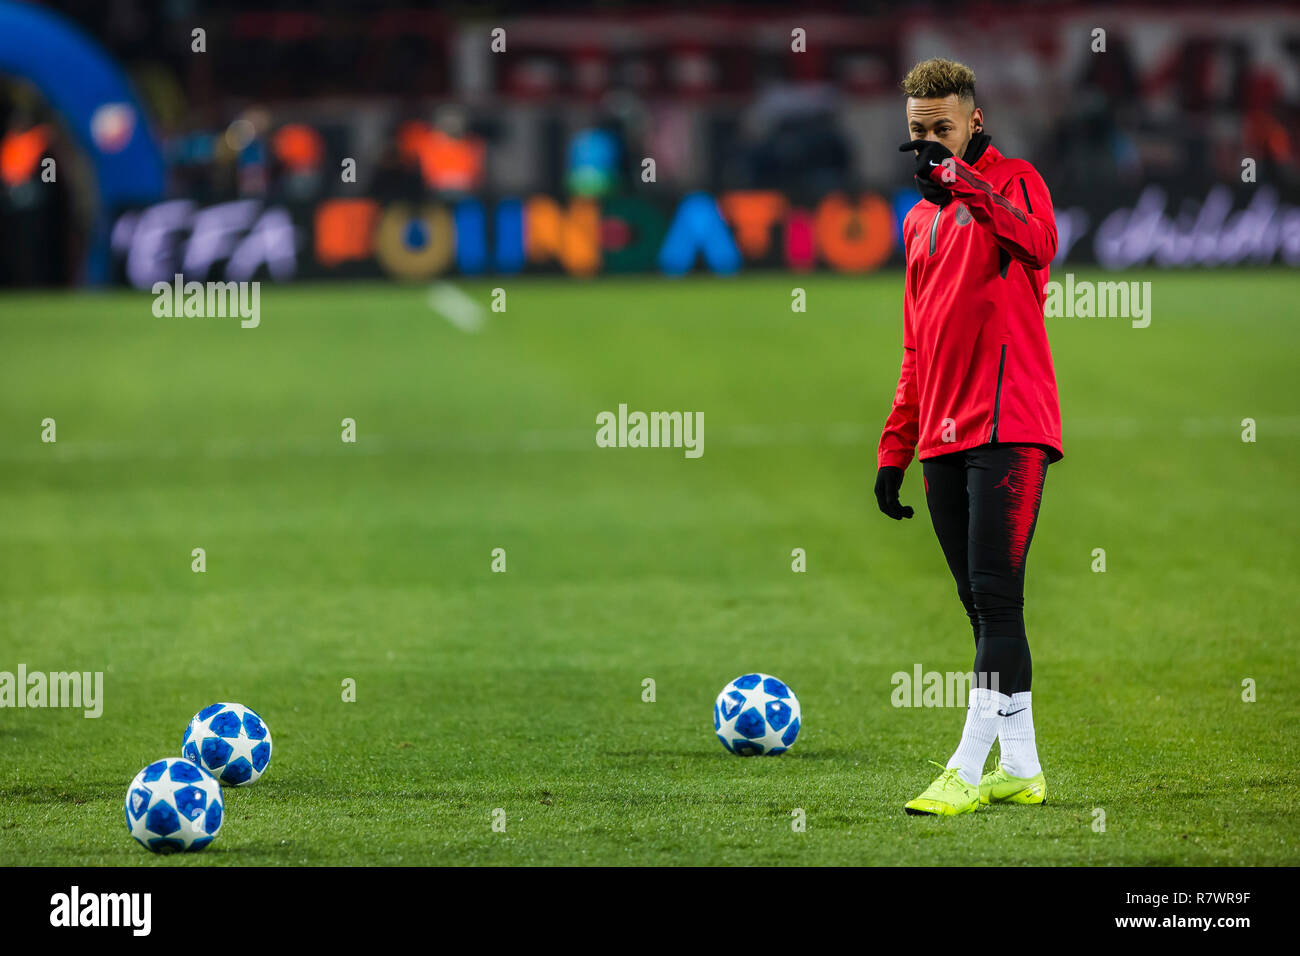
[1,271,1297,866]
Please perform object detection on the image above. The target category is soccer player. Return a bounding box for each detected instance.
[875,59,1062,815]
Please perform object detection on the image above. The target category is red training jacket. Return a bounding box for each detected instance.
[878,142,1063,470]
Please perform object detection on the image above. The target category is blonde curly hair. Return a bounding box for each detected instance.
[901,58,976,104]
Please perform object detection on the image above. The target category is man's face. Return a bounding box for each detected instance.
[906,95,983,159]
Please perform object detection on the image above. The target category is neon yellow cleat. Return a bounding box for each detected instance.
[979,765,1047,805]
[904,763,979,816]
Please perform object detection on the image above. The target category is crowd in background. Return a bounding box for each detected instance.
[9,2,1298,208]
[3,1,1300,285]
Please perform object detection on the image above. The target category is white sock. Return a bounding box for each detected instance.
[947,687,1008,786]
[998,691,1041,777]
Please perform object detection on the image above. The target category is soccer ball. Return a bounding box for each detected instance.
[713,673,801,755]
[182,702,273,786]
[124,757,224,853]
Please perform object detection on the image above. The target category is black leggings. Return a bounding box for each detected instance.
[921,443,1050,697]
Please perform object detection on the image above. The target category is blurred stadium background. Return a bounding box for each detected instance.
[3,0,1299,287]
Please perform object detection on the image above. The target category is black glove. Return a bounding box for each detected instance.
[899,139,955,206]
[874,466,914,520]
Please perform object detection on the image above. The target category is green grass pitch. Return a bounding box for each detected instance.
[0,270,1297,865]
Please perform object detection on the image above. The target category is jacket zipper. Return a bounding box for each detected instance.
[990,344,1007,443]
[928,206,942,255]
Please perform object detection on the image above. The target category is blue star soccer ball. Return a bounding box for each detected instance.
[714,673,802,755]
[182,702,273,786]
[124,757,224,853]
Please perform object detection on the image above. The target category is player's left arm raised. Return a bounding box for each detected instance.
[903,141,1057,269]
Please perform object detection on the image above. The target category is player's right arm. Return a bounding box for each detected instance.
[878,341,918,470]
[875,217,919,520]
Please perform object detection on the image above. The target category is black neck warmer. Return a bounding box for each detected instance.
[962,131,992,166]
